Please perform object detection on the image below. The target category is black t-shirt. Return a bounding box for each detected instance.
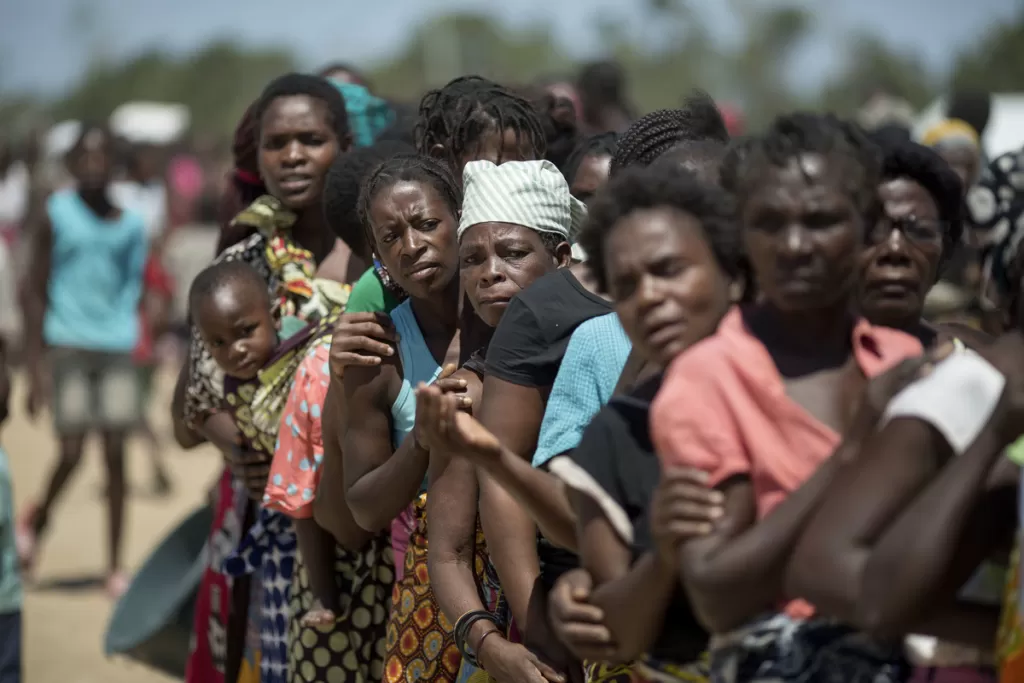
[485,268,613,388]
[552,372,708,662]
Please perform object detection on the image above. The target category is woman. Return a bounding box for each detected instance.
[341,154,466,683]
[540,161,747,682]
[782,139,1007,682]
[649,113,923,681]
[171,73,352,683]
[423,159,576,683]
[18,124,148,598]
[473,100,729,677]
[921,119,982,193]
[561,134,617,203]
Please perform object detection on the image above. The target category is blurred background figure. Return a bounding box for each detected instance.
[577,60,635,135]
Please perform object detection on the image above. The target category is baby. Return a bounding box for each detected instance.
[190,260,340,626]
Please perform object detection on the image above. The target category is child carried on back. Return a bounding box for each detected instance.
[190,260,342,626]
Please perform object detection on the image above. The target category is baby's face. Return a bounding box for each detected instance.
[196,282,277,380]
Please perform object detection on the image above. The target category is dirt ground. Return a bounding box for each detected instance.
[4,365,220,683]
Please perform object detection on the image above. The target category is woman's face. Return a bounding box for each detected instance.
[742,154,863,313]
[857,177,943,328]
[605,207,732,367]
[368,180,459,301]
[70,129,115,192]
[258,95,341,210]
[460,222,569,327]
[570,153,612,202]
[937,144,980,193]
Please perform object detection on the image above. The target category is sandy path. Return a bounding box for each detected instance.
[4,365,220,683]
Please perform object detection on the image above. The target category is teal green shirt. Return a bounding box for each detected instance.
[0,446,22,613]
[347,267,400,314]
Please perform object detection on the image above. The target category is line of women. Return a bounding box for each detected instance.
[171,68,1024,683]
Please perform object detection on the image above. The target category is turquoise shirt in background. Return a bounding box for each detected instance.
[0,446,21,614]
[532,313,632,468]
[43,190,147,353]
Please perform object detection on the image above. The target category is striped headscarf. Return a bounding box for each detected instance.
[458,159,586,245]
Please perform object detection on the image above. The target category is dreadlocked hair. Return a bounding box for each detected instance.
[415,76,500,154]
[610,91,729,176]
[357,154,462,255]
[255,73,350,145]
[448,86,547,165]
[720,112,882,223]
[324,140,416,259]
[579,160,747,297]
[561,133,619,185]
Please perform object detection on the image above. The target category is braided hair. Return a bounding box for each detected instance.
[721,112,882,222]
[610,91,729,175]
[415,76,499,154]
[357,154,463,256]
[323,140,416,260]
[255,73,351,145]
[561,133,619,185]
[415,76,546,168]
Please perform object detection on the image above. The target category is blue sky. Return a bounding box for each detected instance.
[0,0,1018,96]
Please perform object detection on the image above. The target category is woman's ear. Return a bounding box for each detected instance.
[555,241,574,268]
[338,133,354,155]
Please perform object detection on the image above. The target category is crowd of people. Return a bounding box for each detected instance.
[3,57,1024,683]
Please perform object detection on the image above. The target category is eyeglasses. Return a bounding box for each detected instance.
[868,215,945,247]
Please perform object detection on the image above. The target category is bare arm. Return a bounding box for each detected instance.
[427,372,495,646]
[480,450,578,551]
[342,363,429,532]
[576,494,674,663]
[477,375,545,630]
[858,419,1015,637]
[314,380,374,550]
[171,362,207,449]
[678,452,844,634]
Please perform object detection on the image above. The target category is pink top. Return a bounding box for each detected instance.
[263,343,331,518]
[650,307,922,618]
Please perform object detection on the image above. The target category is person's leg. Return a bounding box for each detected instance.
[137,365,171,495]
[18,350,91,574]
[97,354,141,597]
[0,611,22,683]
[294,517,339,626]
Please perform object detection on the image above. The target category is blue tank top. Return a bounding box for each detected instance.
[389,299,444,449]
[43,190,147,352]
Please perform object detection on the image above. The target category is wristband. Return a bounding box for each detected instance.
[881,350,1005,456]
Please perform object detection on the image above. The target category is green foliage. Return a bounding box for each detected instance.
[5,2,1023,137]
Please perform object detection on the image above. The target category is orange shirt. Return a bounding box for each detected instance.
[650,306,922,618]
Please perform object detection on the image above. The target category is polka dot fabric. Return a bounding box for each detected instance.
[265,343,332,518]
[288,532,395,682]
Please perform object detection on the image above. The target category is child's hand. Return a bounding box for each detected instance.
[547,569,616,662]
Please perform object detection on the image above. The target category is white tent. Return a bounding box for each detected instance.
[915,94,1024,159]
[109,102,191,145]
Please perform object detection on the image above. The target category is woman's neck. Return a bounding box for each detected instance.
[290,202,334,264]
[750,298,856,359]
[410,276,461,341]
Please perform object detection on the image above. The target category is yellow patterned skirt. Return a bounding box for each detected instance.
[384,494,463,683]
